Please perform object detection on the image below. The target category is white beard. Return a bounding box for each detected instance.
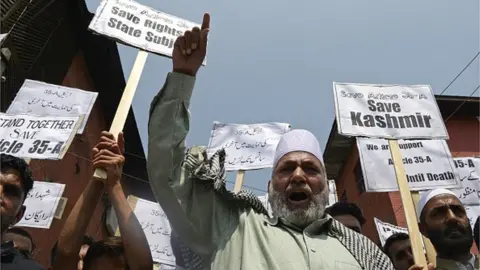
[268,184,329,229]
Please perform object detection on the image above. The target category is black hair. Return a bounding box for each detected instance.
[325,201,366,225]
[83,236,128,270]
[474,216,479,249]
[50,235,94,265]
[5,227,35,252]
[0,154,34,200]
[383,233,410,258]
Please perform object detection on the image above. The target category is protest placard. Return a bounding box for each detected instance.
[16,182,65,229]
[450,158,480,205]
[7,80,98,133]
[0,113,81,159]
[206,122,291,171]
[257,194,273,217]
[357,138,461,192]
[374,218,409,247]
[332,83,447,268]
[465,205,480,229]
[0,33,7,45]
[133,198,175,266]
[333,83,447,139]
[89,0,205,64]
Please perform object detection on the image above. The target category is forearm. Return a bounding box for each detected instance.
[54,180,104,269]
[108,183,153,270]
[147,72,214,249]
[147,72,195,216]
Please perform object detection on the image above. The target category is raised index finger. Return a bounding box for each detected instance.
[201,13,210,30]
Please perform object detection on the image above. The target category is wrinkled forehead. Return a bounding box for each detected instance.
[274,151,323,168]
[422,193,463,217]
[426,194,462,209]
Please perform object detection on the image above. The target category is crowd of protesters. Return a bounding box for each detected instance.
[1,12,479,270]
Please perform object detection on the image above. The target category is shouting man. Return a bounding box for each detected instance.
[147,13,394,269]
[418,188,479,270]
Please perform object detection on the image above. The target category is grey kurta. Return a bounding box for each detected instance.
[147,72,394,270]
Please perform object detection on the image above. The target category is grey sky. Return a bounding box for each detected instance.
[86,0,479,195]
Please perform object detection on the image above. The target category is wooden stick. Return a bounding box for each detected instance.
[388,140,428,269]
[94,50,149,180]
[233,170,245,193]
[411,191,437,266]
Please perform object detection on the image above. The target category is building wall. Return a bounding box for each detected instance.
[337,117,480,252]
[335,145,398,245]
[24,50,109,267]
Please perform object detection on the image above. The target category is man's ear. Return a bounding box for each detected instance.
[267,180,271,192]
[14,205,26,224]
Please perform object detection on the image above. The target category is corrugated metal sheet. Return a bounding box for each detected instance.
[1,0,68,111]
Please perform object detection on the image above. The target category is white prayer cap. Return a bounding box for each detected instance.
[417,188,458,219]
[273,129,323,168]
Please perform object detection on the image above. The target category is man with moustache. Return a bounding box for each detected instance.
[147,12,394,270]
[418,188,479,270]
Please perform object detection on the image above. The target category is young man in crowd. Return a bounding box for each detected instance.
[0,154,44,269]
[384,233,414,270]
[52,132,153,270]
[418,188,478,269]
[4,227,36,258]
[50,235,93,269]
[325,201,366,234]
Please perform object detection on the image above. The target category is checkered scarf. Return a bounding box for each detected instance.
[171,146,394,270]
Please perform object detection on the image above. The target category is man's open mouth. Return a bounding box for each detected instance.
[288,191,310,204]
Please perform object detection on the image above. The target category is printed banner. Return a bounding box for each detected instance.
[333,83,448,139]
[89,0,205,64]
[16,182,65,229]
[374,218,409,247]
[7,80,98,133]
[450,158,480,205]
[0,113,81,160]
[357,138,461,192]
[206,122,291,171]
[133,198,175,266]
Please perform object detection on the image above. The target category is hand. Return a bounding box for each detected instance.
[172,13,210,76]
[408,263,434,270]
[92,131,125,189]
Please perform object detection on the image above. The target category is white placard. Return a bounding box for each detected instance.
[0,113,81,159]
[207,122,291,171]
[7,80,98,133]
[89,0,205,64]
[374,218,409,247]
[357,138,461,192]
[16,182,65,229]
[133,198,175,266]
[0,33,7,45]
[258,194,273,217]
[333,83,448,139]
[465,205,480,229]
[328,180,338,205]
[450,158,480,205]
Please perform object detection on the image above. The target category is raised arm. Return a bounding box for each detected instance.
[52,159,104,269]
[92,131,153,270]
[147,13,234,253]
